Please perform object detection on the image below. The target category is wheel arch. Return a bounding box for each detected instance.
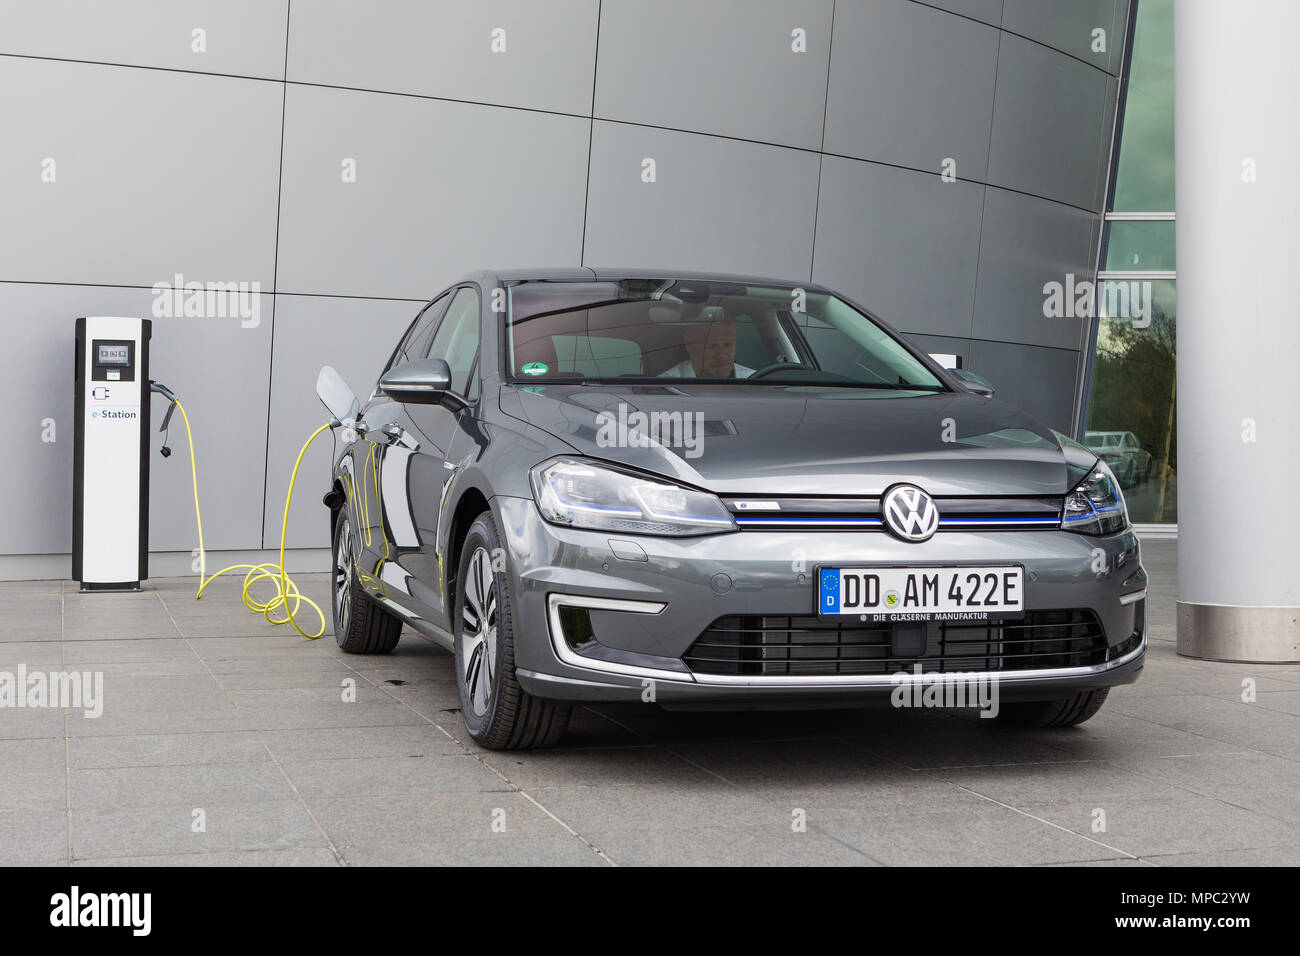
[444,484,495,622]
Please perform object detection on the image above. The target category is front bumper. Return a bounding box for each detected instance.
[493,496,1147,705]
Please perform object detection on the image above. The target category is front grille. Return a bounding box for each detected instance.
[682,610,1108,677]
[725,495,1065,532]
[731,515,1061,531]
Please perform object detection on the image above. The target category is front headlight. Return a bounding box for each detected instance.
[530,457,737,536]
[1061,461,1129,535]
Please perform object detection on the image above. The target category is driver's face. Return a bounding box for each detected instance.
[685,319,738,378]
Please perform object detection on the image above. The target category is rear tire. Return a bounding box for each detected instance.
[331,512,402,654]
[997,688,1110,728]
[453,510,571,750]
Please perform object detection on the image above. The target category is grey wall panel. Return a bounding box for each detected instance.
[0,1,1126,571]
[0,57,282,289]
[0,282,269,556]
[594,0,834,149]
[812,156,984,338]
[1,284,85,555]
[918,0,1004,27]
[986,33,1113,211]
[262,295,420,549]
[1095,73,1120,212]
[275,84,589,300]
[0,0,288,79]
[287,0,598,115]
[906,331,976,365]
[965,340,1080,432]
[147,306,273,553]
[1002,0,1124,74]
[583,121,820,279]
[824,0,999,179]
[971,186,1093,351]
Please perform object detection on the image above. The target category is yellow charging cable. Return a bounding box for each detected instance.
[172,400,333,639]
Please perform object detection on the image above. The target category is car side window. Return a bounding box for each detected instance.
[386,292,451,376]
[426,287,481,398]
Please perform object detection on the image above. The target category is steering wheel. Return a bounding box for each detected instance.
[746,361,811,380]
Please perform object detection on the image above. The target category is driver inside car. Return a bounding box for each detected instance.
[659,310,755,379]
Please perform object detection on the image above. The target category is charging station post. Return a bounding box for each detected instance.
[73,316,152,591]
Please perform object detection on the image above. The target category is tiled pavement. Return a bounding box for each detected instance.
[2,539,1298,866]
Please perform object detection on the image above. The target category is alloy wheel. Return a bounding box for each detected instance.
[460,546,499,717]
[334,517,353,635]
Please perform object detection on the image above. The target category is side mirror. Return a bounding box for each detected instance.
[316,365,359,421]
[380,358,454,405]
[952,368,995,398]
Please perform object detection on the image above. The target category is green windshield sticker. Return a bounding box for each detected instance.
[521,362,549,376]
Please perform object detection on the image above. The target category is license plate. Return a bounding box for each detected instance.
[818,566,1023,621]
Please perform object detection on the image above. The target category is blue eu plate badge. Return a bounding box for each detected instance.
[820,568,840,613]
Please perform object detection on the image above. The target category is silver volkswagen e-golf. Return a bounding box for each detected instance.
[318,270,1146,750]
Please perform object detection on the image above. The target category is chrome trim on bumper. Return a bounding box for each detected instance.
[687,631,1145,686]
[545,593,679,681]
[1119,589,1147,605]
[546,592,1147,688]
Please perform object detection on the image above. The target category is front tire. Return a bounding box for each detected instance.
[453,510,571,750]
[331,512,402,654]
[997,688,1110,728]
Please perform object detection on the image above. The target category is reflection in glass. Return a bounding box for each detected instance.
[1110,0,1174,212]
[1103,220,1175,271]
[1087,0,1175,524]
[1085,282,1176,523]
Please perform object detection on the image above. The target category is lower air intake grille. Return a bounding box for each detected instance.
[682,610,1107,677]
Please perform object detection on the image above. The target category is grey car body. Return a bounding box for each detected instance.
[322,268,1147,749]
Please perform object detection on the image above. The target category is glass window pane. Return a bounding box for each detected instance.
[426,288,480,396]
[1103,220,1175,271]
[552,333,645,376]
[505,279,944,389]
[1084,280,1176,523]
[1110,0,1174,211]
[388,292,449,375]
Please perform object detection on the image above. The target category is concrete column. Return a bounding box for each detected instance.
[1175,0,1300,660]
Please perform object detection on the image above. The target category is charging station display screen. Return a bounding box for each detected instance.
[97,344,130,366]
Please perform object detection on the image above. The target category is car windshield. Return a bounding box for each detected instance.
[504,278,945,390]
[1086,433,1121,448]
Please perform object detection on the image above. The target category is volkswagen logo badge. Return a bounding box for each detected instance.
[881,484,940,542]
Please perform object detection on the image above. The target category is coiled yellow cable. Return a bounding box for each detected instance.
[172,400,333,639]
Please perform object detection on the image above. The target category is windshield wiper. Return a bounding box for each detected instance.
[724,378,945,391]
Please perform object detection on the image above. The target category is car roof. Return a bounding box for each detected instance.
[455,266,832,292]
